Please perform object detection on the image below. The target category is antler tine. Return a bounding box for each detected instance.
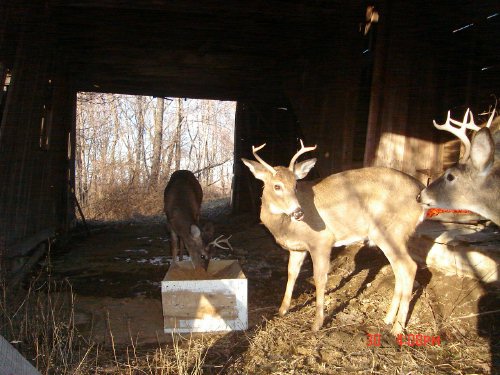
[252,143,277,175]
[288,139,317,171]
[207,235,233,251]
[449,108,481,131]
[433,110,473,161]
[485,110,495,129]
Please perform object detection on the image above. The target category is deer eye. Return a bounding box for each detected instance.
[274,184,282,191]
[446,173,455,182]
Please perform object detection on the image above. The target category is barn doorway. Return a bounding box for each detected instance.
[75,93,236,222]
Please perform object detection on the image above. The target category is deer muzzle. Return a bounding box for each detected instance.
[200,253,210,270]
[416,189,434,207]
[291,207,304,221]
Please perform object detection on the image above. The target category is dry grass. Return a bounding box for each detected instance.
[0,274,91,373]
[1,239,496,374]
[85,333,216,375]
[79,184,165,221]
[224,271,495,375]
[3,281,491,375]
[1,273,494,374]
[79,183,229,222]
[0,278,217,374]
[0,254,216,375]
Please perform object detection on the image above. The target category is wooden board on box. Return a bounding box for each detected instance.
[162,260,247,333]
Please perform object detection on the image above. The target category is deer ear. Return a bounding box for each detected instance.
[190,225,201,238]
[470,128,494,172]
[294,158,316,179]
[241,158,268,181]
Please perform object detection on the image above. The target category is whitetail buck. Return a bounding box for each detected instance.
[164,170,214,269]
[242,141,425,334]
[417,110,500,226]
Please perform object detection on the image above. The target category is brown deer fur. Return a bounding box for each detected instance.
[242,142,425,334]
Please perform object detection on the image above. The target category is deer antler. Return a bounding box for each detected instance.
[433,108,486,161]
[484,110,496,129]
[252,143,277,175]
[207,235,233,251]
[288,139,317,171]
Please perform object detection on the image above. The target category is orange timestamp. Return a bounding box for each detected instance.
[367,333,441,347]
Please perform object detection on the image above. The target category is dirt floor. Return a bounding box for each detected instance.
[33,199,500,374]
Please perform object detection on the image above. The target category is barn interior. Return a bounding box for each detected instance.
[1,0,499,264]
[0,1,499,372]
[1,0,498,262]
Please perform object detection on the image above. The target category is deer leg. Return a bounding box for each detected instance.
[392,252,417,335]
[383,260,402,328]
[178,237,184,261]
[170,230,180,263]
[383,257,416,336]
[373,234,417,335]
[279,250,307,316]
[310,247,331,332]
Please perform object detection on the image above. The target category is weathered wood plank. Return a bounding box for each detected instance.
[411,221,500,283]
[162,260,247,333]
[0,335,40,375]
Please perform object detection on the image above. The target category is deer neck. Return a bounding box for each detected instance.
[476,168,500,226]
[259,195,293,242]
[477,199,500,226]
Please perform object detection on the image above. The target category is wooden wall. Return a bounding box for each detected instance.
[284,9,366,176]
[232,101,299,215]
[232,6,366,213]
[0,1,74,270]
[232,0,499,215]
[1,0,498,268]
[363,1,442,183]
[364,0,499,183]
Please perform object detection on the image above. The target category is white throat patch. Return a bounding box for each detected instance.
[269,202,284,215]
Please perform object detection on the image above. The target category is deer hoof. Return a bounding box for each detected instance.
[390,322,404,336]
[311,317,324,332]
[278,305,288,316]
[383,312,396,326]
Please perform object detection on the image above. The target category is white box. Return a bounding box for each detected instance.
[161,260,248,333]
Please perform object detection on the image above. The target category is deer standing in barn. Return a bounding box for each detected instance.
[417,109,500,226]
[242,141,426,335]
[164,170,214,269]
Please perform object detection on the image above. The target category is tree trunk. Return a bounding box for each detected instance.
[110,95,120,184]
[150,97,164,188]
[174,97,183,170]
[134,96,145,185]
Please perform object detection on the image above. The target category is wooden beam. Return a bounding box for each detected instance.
[7,228,55,258]
[7,241,48,288]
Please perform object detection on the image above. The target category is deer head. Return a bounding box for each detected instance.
[417,109,500,225]
[241,140,317,221]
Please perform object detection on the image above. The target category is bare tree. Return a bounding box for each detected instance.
[133,96,146,185]
[150,97,164,188]
[110,95,120,183]
[75,93,236,220]
[175,98,183,171]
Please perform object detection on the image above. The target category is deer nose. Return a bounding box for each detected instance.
[291,207,304,221]
[201,250,210,262]
[200,254,210,270]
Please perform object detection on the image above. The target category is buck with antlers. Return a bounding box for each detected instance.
[164,170,215,269]
[417,109,500,226]
[242,141,426,335]
[164,170,233,269]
